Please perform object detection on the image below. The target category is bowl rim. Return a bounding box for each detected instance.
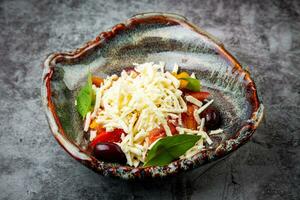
[41,12,264,179]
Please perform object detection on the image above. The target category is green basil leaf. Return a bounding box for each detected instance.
[144,134,201,167]
[181,77,201,91]
[76,73,94,118]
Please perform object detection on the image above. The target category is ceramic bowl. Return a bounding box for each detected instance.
[41,12,264,179]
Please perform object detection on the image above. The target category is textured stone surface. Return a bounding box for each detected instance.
[0,0,299,199]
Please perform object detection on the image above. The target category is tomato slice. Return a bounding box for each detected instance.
[148,121,178,144]
[167,121,178,135]
[90,128,124,147]
[182,103,198,130]
[186,91,210,101]
[148,126,165,144]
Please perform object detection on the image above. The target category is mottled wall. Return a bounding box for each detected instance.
[0,0,299,199]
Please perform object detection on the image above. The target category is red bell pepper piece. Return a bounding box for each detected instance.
[90,128,124,147]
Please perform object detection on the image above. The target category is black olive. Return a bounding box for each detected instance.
[93,142,127,164]
[200,106,222,130]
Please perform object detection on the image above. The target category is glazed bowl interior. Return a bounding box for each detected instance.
[42,13,263,178]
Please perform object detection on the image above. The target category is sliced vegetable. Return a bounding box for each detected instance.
[179,79,189,89]
[144,134,201,167]
[148,121,178,144]
[167,121,178,135]
[181,77,201,92]
[149,126,165,144]
[95,125,106,134]
[89,120,98,129]
[173,72,189,79]
[92,76,104,87]
[182,103,198,130]
[76,73,94,118]
[90,128,124,147]
[90,120,106,133]
[181,114,197,130]
[172,72,190,89]
[186,91,210,101]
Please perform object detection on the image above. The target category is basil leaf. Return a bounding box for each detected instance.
[76,73,94,118]
[144,134,201,167]
[181,77,201,91]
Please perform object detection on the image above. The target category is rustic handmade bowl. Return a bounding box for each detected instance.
[41,12,264,179]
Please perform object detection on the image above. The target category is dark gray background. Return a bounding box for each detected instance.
[0,0,299,199]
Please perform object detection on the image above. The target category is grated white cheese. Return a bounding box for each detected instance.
[84,112,91,132]
[91,62,187,166]
[176,127,199,134]
[185,95,203,107]
[128,146,142,156]
[93,88,102,111]
[178,113,182,126]
[165,72,180,88]
[194,109,202,125]
[85,62,217,167]
[172,63,179,74]
[190,72,196,78]
[201,131,213,145]
[196,99,214,115]
[199,118,205,131]
[89,130,97,141]
[209,128,223,135]
[176,127,213,145]
[134,130,147,142]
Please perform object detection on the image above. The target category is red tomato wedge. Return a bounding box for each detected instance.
[182,103,198,130]
[167,121,178,135]
[90,128,124,147]
[148,126,165,144]
[148,121,179,144]
[186,91,210,101]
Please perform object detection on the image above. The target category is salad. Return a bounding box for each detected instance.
[76,62,223,167]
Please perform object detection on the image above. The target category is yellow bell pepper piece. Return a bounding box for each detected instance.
[89,120,98,129]
[172,72,190,89]
[179,79,189,89]
[176,72,189,79]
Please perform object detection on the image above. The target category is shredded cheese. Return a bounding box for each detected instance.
[85,62,217,166]
[172,63,179,74]
[209,129,223,135]
[89,130,97,141]
[92,62,187,166]
[84,112,91,132]
[190,72,196,78]
[176,126,213,145]
[199,118,205,131]
[185,95,203,107]
[196,99,214,115]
